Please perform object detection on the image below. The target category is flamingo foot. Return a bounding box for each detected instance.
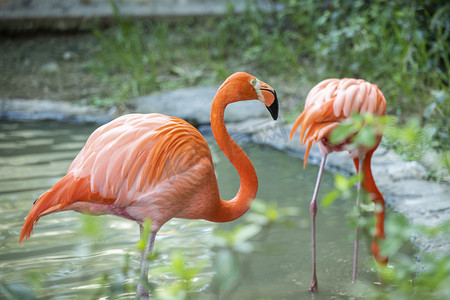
[136,284,149,300]
[309,276,318,292]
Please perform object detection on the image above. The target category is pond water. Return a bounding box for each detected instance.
[0,120,381,299]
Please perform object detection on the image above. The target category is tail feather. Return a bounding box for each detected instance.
[303,141,312,168]
[19,173,87,243]
[289,110,306,141]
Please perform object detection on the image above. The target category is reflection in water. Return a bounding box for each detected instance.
[0,120,377,299]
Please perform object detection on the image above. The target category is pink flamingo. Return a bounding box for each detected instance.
[290,78,388,292]
[20,72,278,298]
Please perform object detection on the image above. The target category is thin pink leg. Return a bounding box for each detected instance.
[137,225,156,300]
[352,157,364,284]
[309,153,327,292]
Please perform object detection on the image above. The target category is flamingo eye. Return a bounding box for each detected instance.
[250,78,257,86]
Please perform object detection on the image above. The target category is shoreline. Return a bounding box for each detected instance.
[1,95,449,255]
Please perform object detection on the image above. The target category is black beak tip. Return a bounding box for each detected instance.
[267,96,279,120]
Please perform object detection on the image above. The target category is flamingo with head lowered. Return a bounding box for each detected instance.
[290,78,388,292]
[19,72,279,299]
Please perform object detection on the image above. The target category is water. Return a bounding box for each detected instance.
[0,120,379,299]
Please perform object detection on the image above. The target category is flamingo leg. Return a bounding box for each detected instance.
[352,157,364,283]
[136,225,156,300]
[309,153,328,292]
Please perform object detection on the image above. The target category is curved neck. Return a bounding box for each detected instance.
[354,148,388,264]
[208,96,258,222]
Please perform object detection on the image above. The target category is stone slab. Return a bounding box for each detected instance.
[0,98,117,123]
[132,86,270,125]
[0,0,276,31]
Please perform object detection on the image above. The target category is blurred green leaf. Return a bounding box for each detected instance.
[234,224,260,244]
[137,219,151,252]
[330,123,355,145]
[359,202,375,213]
[170,251,205,281]
[80,214,104,239]
[246,200,299,227]
[322,190,340,207]
[335,173,349,191]
[354,126,376,148]
[213,250,240,295]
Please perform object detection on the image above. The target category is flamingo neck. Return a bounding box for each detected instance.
[208,96,258,223]
[355,149,388,264]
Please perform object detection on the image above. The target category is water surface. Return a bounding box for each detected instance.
[0,120,378,299]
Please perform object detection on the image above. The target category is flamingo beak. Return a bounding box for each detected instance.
[262,89,279,120]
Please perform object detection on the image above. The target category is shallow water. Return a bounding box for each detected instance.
[0,120,380,299]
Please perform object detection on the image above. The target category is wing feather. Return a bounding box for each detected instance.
[343,85,359,117]
[67,113,212,207]
[333,90,346,117]
[377,89,386,115]
[290,78,387,166]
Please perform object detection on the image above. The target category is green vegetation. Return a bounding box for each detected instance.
[322,175,450,300]
[371,215,450,300]
[383,117,436,161]
[90,0,449,151]
[322,113,450,299]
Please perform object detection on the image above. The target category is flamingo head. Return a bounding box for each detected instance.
[218,72,279,120]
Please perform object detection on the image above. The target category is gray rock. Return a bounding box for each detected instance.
[0,99,116,123]
[386,161,427,181]
[132,86,269,124]
[0,0,279,31]
[40,61,59,73]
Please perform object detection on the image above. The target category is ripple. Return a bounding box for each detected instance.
[0,120,384,299]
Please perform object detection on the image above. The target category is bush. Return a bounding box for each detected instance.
[90,0,449,149]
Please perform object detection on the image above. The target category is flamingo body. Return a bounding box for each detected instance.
[290,78,387,292]
[291,78,386,167]
[20,113,221,240]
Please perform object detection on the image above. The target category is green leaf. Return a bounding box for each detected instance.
[80,214,104,239]
[334,173,349,191]
[233,224,261,244]
[266,207,279,222]
[171,250,186,277]
[137,219,151,252]
[330,123,354,144]
[348,173,363,186]
[359,202,375,213]
[322,189,340,207]
[213,250,240,295]
[354,126,376,148]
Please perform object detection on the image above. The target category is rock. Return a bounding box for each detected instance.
[132,86,269,124]
[40,61,59,73]
[0,99,116,123]
[421,151,450,182]
[63,51,77,61]
[0,0,277,32]
[386,161,427,181]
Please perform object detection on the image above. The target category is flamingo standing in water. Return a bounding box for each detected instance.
[19,72,279,298]
[289,78,388,292]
